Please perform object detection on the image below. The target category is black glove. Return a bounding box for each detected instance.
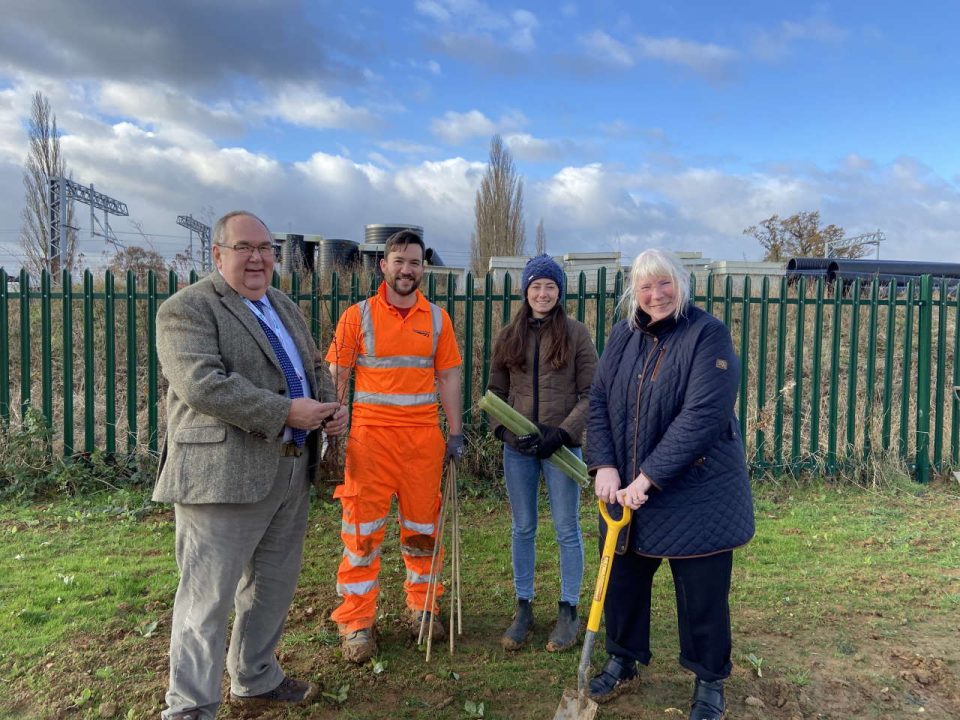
[534,423,571,459]
[495,425,538,451]
[514,431,541,456]
[445,433,465,464]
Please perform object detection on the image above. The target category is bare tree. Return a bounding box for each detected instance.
[20,91,77,275]
[744,211,866,261]
[471,135,525,273]
[108,245,169,284]
[535,217,546,255]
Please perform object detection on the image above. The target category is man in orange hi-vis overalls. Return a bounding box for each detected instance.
[326,229,463,664]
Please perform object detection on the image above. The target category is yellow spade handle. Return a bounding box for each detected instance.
[586,500,633,633]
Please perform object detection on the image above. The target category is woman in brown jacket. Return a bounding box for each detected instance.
[487,254,599,652]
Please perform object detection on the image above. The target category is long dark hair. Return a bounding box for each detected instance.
[492,300,571,372]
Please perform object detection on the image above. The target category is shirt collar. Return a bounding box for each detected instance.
[376,281,429,314]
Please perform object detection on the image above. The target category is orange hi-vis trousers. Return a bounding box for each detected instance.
[331,424,445,633]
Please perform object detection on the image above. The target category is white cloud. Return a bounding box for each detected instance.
[578,30,634,68]
[430,109,526,144]
[749,14,848,61]
[635,35,738,79]
[503,133,584,163]
[415,0,540,60]
[97,82,245,148]
[261,84,378,130]
[509,10,539,52]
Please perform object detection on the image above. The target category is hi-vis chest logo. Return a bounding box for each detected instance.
[413,329,431,337]
[715,359,728,370]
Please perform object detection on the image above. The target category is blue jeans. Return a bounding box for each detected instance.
[503,444,584,605]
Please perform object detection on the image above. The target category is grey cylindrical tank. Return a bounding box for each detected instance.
[316,238,359,277]
[276,233,305,273]
[364,223,423,245]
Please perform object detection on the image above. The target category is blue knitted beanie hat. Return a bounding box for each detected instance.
[521,254,565,300]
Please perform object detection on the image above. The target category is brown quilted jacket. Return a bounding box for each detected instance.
[487,315,598,445]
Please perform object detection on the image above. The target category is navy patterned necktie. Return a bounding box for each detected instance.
[251,300,307,447]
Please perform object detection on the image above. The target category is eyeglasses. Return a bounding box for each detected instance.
[216,242,275,257]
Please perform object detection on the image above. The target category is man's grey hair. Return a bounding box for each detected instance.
[212,210,270,246]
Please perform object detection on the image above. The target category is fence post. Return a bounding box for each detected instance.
[83,270,95,453]
[104,271,117,455]
[0,270,8,423]
[41,270,52,426]
[915,275,933,482]
[463,273,474,428]
[126,271,138,453]
[62,269,74,456]
[596,267,607,353]
[147,271,159,454]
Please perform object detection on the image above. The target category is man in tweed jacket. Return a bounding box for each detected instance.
[154,210,347,720]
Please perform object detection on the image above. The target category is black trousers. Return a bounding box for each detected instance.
[603,550,733,682]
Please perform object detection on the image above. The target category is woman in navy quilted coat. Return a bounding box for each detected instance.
[586,248,754,720]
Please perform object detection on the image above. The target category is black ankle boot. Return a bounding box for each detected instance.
[500,598,533,650]
[688,678,725,720]
[545,601,582,652]
[588,655,638,703]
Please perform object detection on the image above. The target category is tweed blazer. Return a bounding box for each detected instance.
[153,271,334,504]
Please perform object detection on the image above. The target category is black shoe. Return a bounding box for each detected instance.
[500,598,534,650]
[688,678,725,720]
[546,601,582,652]
[231,676,319,704]
[588,655,639,703]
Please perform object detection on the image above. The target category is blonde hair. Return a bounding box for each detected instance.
[618,248,691,330]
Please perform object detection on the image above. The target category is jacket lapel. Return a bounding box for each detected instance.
[210,271,281,372]
[267,287,317,397]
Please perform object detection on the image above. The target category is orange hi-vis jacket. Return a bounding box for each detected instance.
[326,283,461,425]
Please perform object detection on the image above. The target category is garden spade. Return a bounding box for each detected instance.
[553,500,632,720]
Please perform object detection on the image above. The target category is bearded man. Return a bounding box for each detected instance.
[325,229,463,662]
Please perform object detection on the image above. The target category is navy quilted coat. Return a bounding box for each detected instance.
[587,304,755,557]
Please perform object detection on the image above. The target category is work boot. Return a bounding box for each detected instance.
[407,608,447,642]
[231,676,319,704]
[545,600,582,652]
[588,655,639,703]
[500,598,534,650]
[688,678,725,720]
[341,626,377,664]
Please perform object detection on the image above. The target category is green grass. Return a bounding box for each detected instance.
[1,479,959,719]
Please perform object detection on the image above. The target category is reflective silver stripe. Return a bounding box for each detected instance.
[356,355,433,368]
[358,299,375,356]
[400,544,434,557]
[406,570,434,585]
[400,516,435,535]
[337,579,379,596]
[343,547,381,568]
[430,303,442,356]
[342,516,387,536]
[353,391,437,407]
[356,299,443,365]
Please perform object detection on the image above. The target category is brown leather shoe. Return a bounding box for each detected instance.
[407,608,446,642]
[342,626,378,664]
[231,676,319,704]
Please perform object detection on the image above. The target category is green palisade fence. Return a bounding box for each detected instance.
[0,268,955,483]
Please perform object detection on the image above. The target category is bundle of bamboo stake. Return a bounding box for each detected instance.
[418,459,463,661]
[477,391,591,489]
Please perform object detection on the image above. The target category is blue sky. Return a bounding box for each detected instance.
[0,0,958,270]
